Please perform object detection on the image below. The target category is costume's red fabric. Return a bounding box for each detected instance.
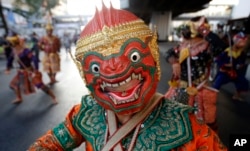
[39,29,61,73]
[165,21,227,125]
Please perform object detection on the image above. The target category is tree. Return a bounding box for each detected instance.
[12,0,60,19]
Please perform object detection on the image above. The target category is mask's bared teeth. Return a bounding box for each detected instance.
[111,83,119,87]
[132,73,138,79]
[125,76,132,83]
[101,73,143,91]
[109,95,117,105]
[101,84,105,91]
[119,81,126,86]
[100,81,106,91]
[138,73,143,81]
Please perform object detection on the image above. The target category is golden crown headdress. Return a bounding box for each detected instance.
[6,35,24,47]
[74,4,161,81]
[45,23,53,30]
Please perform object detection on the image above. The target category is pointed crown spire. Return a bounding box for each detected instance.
[75,4,153,59]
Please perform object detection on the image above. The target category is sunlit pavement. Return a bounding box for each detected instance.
[0,43,250,150]
[0,46,88,150]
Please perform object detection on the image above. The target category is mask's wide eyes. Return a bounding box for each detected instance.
[91,64,100,74]
[130,51,141,63]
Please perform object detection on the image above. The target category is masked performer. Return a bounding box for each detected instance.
[5,35,57,104]
[28,6,227,151]
[213,32,249,101]
[165,16,227,130]
[39,24,61,85]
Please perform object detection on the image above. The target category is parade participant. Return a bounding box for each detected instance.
[30,32,40,62]
[39,24,61,85]
[212,32,249,101]
[165,16,227,130]
[28,5,227,151]
[62,32,72,57]
[1,34,14,71]
[5,35,57,104]
[2,35,12,57]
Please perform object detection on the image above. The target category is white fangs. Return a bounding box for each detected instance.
[110,88,141,105]
[100,73,143,105]
[109,95,117,105]
[100,73,143,92]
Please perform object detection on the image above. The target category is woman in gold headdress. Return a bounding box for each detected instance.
[39,23,61,85]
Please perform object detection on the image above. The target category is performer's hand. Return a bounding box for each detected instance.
[4,69,10,75]
[172,63,181,79]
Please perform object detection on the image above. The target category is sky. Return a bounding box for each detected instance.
[66,0,120,16]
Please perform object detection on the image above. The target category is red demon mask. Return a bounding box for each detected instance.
[75,4,160,115]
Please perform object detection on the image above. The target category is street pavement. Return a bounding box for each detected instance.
[0,43,250,150]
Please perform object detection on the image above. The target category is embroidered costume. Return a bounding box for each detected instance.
[39,24,61,84]
[6,36,57,104]
[165,17,227,127]
[29,95,226,151]
[29,5,227,151]
[9,49,38,96]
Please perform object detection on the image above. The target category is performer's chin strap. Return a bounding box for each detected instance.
[101,92,164,151]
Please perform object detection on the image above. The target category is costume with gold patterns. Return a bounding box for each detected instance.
[6,35,57,104]
[6,36,38,102]
[28,5,227,151]
[39,24,61,84]
[165,17,228,129]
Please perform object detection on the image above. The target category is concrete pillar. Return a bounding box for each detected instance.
[150,11,172,41]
